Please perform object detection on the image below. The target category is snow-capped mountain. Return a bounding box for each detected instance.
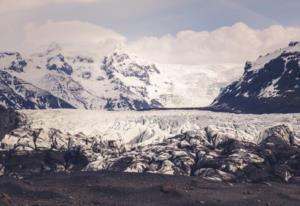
[211,42,300,113]
[0,43,242,110]
[0,44,167,110]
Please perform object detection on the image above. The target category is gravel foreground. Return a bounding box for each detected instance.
[0,172,299,206]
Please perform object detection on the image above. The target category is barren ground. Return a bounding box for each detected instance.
[0,172,299,206]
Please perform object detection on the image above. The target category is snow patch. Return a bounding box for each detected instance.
[258,77,280,98]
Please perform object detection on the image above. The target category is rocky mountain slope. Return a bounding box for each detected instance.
[211,42,300,113]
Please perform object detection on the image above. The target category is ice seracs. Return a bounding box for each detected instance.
[0,109,299,182]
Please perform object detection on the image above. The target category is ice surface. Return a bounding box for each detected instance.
[156,64,242,107]
[20,109,300,145]
[2,109,300,181]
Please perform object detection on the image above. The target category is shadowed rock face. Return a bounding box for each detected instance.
[211,42,300,114]
[0,106,20,141]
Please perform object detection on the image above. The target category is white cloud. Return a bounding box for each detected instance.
[5,20,300,65]
[23,20,126,56]
[127,22,300,64]
[0,0,99,13]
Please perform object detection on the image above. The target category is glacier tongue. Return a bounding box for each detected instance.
[19,109,300,145]
[1,109,300,183]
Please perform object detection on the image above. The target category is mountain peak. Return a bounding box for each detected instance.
[211,42,300,113]
[102,50,160,84]
[0,52,27,73]
[0,46,165,110]
[245,42,300,72]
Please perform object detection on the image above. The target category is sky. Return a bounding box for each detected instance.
[1,0,300,64]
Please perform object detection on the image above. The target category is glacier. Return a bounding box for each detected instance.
[18,109,300,145]
[1,109,299,183]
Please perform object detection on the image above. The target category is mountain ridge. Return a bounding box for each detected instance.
[0,44,241,110]
[0,45,166,110]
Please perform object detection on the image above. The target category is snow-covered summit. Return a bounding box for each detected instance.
[249,41,300,72]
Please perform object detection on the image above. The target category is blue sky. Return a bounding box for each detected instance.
[1,0,300,64]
